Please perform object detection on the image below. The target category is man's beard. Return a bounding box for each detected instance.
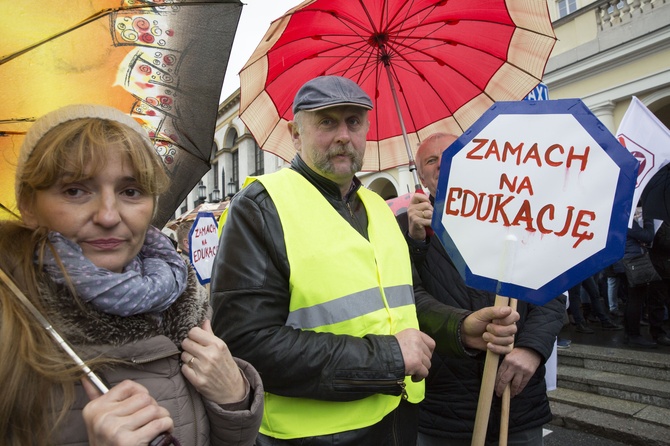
[314,145,363,175]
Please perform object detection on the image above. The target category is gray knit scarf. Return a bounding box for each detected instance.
[40,226,187,317]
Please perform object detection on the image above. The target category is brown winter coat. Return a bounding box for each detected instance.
[39,266,263,446]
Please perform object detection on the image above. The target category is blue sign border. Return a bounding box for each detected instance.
[189,211,218,285]
[432,99,639,305]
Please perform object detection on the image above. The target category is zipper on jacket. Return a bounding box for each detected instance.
[345,200,367,237]
[130,351,179,364]
[398,380,407,400]
[331,378,407,398]
[346,201,355,219]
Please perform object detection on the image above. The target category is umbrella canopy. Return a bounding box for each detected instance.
[239,0,556,180]
[0,0,242,227]
[386,192,413,216]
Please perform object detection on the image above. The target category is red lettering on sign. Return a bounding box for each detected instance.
[499,174,534,195]
[444,188,595,248]
[193,245,218,262]
[466,138,488,159]
[465,139,590,169]
[567,145,590,171]
[194,224,217,238]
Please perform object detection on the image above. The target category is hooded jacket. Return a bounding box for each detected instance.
[38,265,263,446]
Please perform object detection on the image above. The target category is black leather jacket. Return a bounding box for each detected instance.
[210,156,472,444]
[397,201,565,442]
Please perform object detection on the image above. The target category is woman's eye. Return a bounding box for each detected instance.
[122,188,144,198]
[63,187,84,197]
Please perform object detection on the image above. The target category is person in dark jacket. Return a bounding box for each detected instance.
[210,76,520,446]
[648,221,670,346]
[399,132,566,446]
[623,207,659,348]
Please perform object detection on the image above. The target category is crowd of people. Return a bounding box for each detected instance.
[562,216,670,349]
[1,75,667,446]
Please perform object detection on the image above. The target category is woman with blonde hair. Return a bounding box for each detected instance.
[0,104,263,446]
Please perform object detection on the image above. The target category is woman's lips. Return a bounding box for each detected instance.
[87,239,123,250]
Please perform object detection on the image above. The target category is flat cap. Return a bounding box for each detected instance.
[292,76,373,114]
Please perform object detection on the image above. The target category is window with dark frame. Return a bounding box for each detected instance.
[557,0,577,18]
[253,142,264,176]
[232,150,239,192]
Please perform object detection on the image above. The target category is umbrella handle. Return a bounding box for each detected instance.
[149,433,182,446]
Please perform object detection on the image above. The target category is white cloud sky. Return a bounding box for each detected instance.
[220,0,303,101]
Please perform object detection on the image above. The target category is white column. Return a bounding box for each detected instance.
[590,100,616,133]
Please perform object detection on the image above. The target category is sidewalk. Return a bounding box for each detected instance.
[559,316,670,353]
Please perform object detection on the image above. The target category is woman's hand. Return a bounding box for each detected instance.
[82,379,173,446]
[181,319,247,404]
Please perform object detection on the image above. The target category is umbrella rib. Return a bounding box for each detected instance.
[0,1,230,65]
[0,202,20,219]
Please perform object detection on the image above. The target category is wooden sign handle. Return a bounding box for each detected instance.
[471,294,511,446]
[499,297,518,446]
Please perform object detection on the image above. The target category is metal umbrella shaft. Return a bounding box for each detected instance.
[0,268,108,393]
[381,50,435,235]
[382,54,422,192]
[0,267,178,446]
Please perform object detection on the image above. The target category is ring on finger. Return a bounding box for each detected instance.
[188,357,196,368]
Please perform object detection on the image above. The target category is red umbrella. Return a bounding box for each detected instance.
[239,0,556,188]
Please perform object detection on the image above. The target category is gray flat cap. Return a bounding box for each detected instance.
[292,76,373,114]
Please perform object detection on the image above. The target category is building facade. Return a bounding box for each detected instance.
[173,0,670,220]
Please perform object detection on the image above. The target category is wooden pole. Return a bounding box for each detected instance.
[471,294,510,446]
[499,297,518,446]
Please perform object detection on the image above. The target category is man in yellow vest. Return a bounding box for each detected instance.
[210,76,519,445]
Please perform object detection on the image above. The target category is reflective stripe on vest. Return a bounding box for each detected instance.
[253,168,423,439]
[286,284,414,329]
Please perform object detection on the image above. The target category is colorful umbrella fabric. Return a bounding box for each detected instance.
[238,0,556,175]
[0,0,242,226]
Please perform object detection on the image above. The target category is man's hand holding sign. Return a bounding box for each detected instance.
[429,99,638,446]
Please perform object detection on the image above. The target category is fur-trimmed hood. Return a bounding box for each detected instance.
[38,265,208,347]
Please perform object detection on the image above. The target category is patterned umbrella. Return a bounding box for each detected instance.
[238,0,556,188]
[0,0,242,227]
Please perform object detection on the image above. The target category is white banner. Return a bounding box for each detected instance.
[616,96,670,226]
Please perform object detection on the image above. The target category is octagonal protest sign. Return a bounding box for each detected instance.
[432,99,639,305]
[189,212,219,285]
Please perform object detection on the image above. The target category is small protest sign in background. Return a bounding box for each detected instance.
[432,99,639,305]
[189,212,219,285]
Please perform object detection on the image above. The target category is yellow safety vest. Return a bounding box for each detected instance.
[249,168,423,439]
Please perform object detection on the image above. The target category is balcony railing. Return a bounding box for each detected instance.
[596,0,667,30]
